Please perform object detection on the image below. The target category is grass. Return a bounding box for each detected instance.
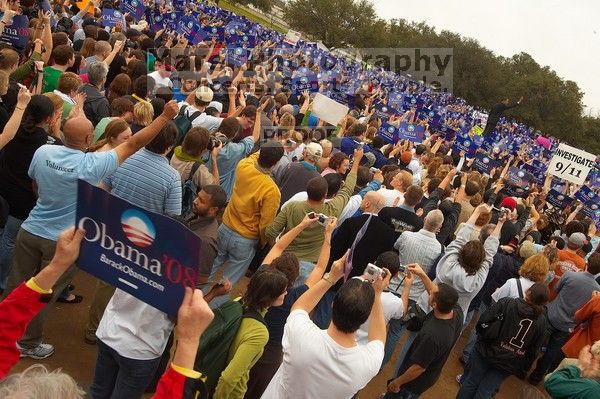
[217,0,288,34]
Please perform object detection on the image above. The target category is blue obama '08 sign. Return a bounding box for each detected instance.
[75,180,201,315]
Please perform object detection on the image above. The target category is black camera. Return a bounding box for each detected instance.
[124,40,140,50]
[207,134,228,151]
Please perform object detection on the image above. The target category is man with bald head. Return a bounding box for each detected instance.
[381,209,445,366]
[2,101,179,359]
[312,190,396,328]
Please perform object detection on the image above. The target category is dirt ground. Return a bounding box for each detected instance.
[11,271,550,398]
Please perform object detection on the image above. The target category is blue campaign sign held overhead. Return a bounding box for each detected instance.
[473,153,498,175]
[574,185,597,203]
[120,0,145,21]
[452,135,478,156]
[0,14,29,51]
[176,17,206,45]
[397,122,425,143]
[203,25,225,41]
[226,47,249,66]
[546,189,574,209]
[75,181,201,316]
[378,123,400,144]
[101,9,126,28]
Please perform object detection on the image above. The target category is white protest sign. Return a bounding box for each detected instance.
[311,93,349,126]
[548,143,596,184]
[283,29,301,46]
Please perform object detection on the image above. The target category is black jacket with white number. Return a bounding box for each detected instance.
[476,297,548,376]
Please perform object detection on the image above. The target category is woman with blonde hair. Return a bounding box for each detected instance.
[131,101,154,133]
[89,118,132,152]
[491,254,550,302]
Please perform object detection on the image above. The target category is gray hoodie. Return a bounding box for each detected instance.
[417,223,499,321]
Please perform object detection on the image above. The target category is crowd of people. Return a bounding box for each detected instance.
[0,0,600,398]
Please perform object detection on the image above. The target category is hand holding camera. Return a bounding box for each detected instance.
[307,211,329,226]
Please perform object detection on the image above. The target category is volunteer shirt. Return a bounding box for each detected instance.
[21,146,118,240]
[356,291,404,345]
[261,310,383,399]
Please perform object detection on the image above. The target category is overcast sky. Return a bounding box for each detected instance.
[373,0,600,114]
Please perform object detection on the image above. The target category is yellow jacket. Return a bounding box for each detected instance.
[222,152,280,245]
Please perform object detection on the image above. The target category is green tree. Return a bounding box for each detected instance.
[283,0,381,49]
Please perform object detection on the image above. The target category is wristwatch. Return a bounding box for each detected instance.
[322,273,335,285]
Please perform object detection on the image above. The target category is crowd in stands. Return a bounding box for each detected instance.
[0,0,600,398]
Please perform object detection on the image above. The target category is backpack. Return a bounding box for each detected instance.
[194,300,265,393]
[173,105,203,145]
[181,162,202,215]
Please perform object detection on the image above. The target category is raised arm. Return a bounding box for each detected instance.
[113,101,178,164]
[305,217,336,287]
[103,40,124,67]
[368,269,390,343]
[252,99,269,144]
[0,87,30,150]
[263,214,318,265]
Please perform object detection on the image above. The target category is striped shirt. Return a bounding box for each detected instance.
[103,148,182,216]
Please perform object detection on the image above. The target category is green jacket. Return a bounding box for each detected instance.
[11,52,42,83]
[266,170,357,262]
[213,308,268,399]
[544,365,600,399]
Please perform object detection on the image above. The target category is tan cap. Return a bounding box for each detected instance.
[195,86,214,103]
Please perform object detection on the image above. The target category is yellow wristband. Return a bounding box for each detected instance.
[26,278,53,295]
[171,363,202,379]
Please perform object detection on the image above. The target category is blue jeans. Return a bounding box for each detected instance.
[462,302,489,364]
[295,260,315,288]
[90,340,161,399]
[528,323,570,384]
[394,330,417,376]
[457,349,510,399]
[383,317,406,368]
[207,224,257,308]
[0,215,22,289]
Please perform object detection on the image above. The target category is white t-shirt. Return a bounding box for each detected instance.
[96,289,173,360]
[261,310,384,399]
[377,187,404,208]
[491,277,535,303]
[280,191,332,210]
[148,71,173,89]
[355,292,404,345]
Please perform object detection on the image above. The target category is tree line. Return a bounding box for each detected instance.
[233,0,599,154]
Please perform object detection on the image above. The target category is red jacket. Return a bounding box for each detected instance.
[0,283,46,379]
[0,282,206,398]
